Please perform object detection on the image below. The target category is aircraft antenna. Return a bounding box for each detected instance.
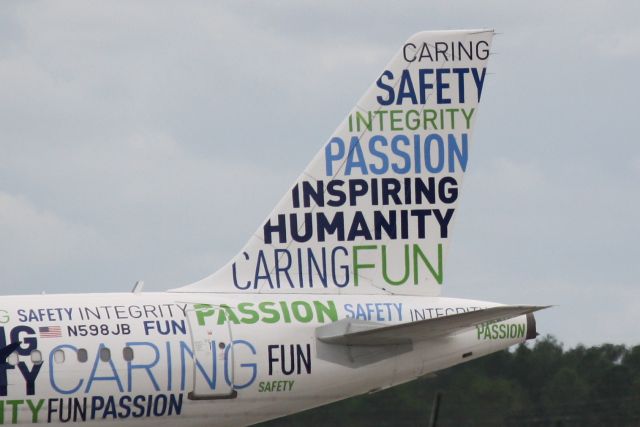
[132,280,144,293]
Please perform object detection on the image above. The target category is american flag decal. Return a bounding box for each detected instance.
[39,326,62,338]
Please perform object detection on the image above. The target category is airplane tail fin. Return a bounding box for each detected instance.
[171,29,495,296]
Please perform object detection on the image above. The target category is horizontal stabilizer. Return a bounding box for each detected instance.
[316,305,549,346]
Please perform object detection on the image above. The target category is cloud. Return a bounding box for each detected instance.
[0,191,103,280]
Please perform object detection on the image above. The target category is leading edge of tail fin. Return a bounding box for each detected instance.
[171,29,495,295]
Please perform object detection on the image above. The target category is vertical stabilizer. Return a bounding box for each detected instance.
[172,29,494,296]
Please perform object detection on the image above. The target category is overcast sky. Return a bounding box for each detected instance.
[1,1,638,347]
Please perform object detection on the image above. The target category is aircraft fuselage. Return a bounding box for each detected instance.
[0,292,530,426]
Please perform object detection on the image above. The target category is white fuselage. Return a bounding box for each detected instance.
[0,292,529,426]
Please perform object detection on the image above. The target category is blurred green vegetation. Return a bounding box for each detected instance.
[257,336,640,426]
